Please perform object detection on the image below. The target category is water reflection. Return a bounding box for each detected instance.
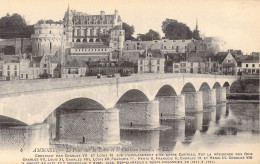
[0,124,49,153]
[159,119,184,151]
[120,130,160,151]
[0,103,259,152]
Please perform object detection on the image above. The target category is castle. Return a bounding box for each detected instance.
[1,6,226,66]
[29,5,124,66]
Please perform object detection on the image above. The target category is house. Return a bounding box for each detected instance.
[39,54,59,77]
[242,60,260,74]
[209,51,238,75]
[19,55,41,80]
[2,55,20,80]
[220,51,237,75]
[138,49,165,73]
[62,59,88,78]
[172,53,208,74]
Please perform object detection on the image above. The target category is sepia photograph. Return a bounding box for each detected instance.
[0,0,259,163]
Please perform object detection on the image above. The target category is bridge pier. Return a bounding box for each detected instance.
[155,95,185,119]
[182,91,203,112]
[44,111,57,139]
[56,108,120,144]
[202,89,217,107]
[216,87,226,103]
[116,100,159,128]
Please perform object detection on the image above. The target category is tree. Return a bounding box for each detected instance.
[162,19,192,40]
[122,22,135,40]
[192,29,202,40]
[137,29,161,41]
[0,13,34,38]
[37,19,59,24]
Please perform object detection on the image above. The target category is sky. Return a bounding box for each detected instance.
[0,0,260,54]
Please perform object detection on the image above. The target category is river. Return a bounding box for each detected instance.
[0,102,259,153]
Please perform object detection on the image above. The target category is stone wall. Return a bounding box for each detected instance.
[216,87,226,103]
[116,100,159,127]
[57,109,120,144]
[155,95,185,117]
[182,92,203,112]
[0,38,32,54]
[202,89,216,107]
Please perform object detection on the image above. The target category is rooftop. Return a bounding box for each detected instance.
[72,43,110,49]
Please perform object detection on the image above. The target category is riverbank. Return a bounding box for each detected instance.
[227,93,259,103]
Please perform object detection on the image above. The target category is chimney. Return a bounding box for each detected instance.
[114,10,118,17]
[100,11,105,16]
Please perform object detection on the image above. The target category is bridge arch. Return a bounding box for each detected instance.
[199,82,211,91]
[213,82,221,89]
[55,98,106,111]
[115,89,149,104]
[223,82,230,87]
[0,115,27,126]
[155,85,177,98]
[223,82,230,93]
[181,82,197,93]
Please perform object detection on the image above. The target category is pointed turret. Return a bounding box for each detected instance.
[196,18,198,31]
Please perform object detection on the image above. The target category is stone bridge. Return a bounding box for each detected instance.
[0,74,237,144]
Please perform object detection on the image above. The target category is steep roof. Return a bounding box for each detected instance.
[45,55,59,63]
[2,55,20,63]
[187,55,206,62]
[140,49,164,59]
[242,59,259,63]
[32,56,43,63]
[72,43,110,49]
[65,59,88,68]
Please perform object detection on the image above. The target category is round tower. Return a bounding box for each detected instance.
[31,23,66,59]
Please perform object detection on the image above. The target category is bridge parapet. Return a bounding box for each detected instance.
[0,74,237,97]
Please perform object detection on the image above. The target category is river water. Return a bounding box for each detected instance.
[0,102,259,153]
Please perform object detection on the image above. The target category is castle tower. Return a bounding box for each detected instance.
[31,23,66,62]
[196,18,198,31]
[109,25,125,59]
[63,4,73,43]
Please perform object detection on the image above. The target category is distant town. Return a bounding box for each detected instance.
[0,6,259,81]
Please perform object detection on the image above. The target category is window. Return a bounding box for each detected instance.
[228,60,231,63]
[14,65,17,70]
[21,74,23,79]
[37,44,40,50]
[174,65,179,68]
[157,66,160,72]
[14,71,17,77]
[246,64,248,67]
[252,64,255,67]
[7,65,10,70]
[190,62,193,67]
[50,31,52,34]
[7,71,10,77]
[157,60,160,64]
[50,42,52,49]
[44,64,47,68]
